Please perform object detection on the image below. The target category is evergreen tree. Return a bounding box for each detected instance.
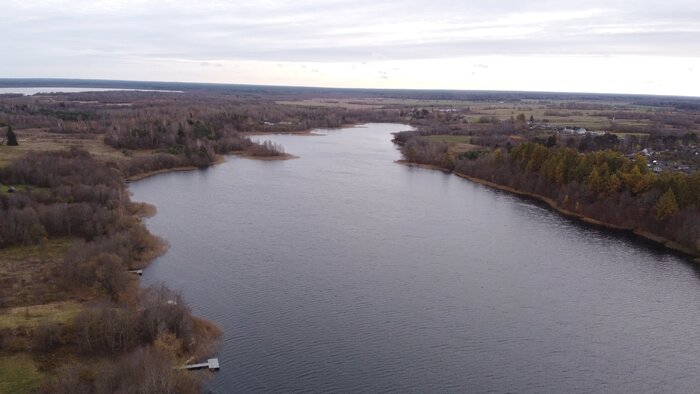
[586,167,604,193]
[655,188,679,220]
[6,126,18,146]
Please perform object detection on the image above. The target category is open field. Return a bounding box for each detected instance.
[611,132,651,139]
[0,128,126,167]
[277,95,695,134]
[424,134,473,143]
[0,183,41,194]
[0,301,82,330]
[0,354,43,393]
[0,238,76,307]
[448,143,484,155]
[276,98,382,109]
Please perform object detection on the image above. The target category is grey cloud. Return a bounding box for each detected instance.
[2,0,700,67]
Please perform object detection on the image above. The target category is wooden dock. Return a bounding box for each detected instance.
[179,358,220,371]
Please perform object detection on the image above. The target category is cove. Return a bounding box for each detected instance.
[130,123,700,393]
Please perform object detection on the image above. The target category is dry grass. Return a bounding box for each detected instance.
[0,301,83,330]
[0,354,43,393]
[0,128,127,168]
[0,183,45,194]
[0,237,76,307]
[611,132,651,139]
[277,97,664,133]
[424,134,472,144]
[449,143,483,156]
[277,98,382,109]
[0,237,73,262]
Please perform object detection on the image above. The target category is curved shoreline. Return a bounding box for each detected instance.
[231,152,298,161]
[454,172,700,262]
[125,150,300,182]
[396,160,699,262]
[394,160,452,173]
[126,165,201,182]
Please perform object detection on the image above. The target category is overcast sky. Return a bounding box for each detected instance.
[3,0,700,96]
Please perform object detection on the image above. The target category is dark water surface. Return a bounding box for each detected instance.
[130,124,700,393]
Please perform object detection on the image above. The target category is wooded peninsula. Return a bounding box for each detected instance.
[0,80,699,392]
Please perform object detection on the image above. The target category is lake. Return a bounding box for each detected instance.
[130,123,700,393]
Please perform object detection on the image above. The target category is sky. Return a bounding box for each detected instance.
[3,0,700,96]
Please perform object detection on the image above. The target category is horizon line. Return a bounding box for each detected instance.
[1,77,699,100]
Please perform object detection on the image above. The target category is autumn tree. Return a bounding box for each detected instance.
[655,188,679,219]
[95,253,130,302]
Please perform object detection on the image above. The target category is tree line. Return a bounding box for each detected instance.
[397,135,700,255]
[0,148,220,392]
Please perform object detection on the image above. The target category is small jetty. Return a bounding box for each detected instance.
[128,269,143,276]
[178,358,220,371]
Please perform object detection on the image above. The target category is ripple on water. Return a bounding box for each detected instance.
[131,124,700,393]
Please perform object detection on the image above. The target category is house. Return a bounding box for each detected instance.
[652,162,665,173]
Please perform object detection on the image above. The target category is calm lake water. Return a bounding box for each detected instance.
[130,124,700,393]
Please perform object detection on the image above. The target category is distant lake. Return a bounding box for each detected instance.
[130,124,700,393]
[0,87,181,95]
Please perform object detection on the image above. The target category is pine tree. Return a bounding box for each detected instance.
[586,167,604,193]
[655,188,679,220]
[606,174,622,194]
[6,125,18,146]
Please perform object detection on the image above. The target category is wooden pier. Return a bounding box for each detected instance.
[178,358,220,371]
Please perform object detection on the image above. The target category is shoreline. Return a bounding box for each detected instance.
[396,161,700,262]
[126,149,300,182]
[126,165,201,182]
[454,172,700,262]
[127,154,228,182]
[242,130,321,137]
[241,122,359,137]
[231,152,298,160]
[394,160,452,173]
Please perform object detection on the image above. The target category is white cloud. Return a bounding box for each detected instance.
[2,0,700,95]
